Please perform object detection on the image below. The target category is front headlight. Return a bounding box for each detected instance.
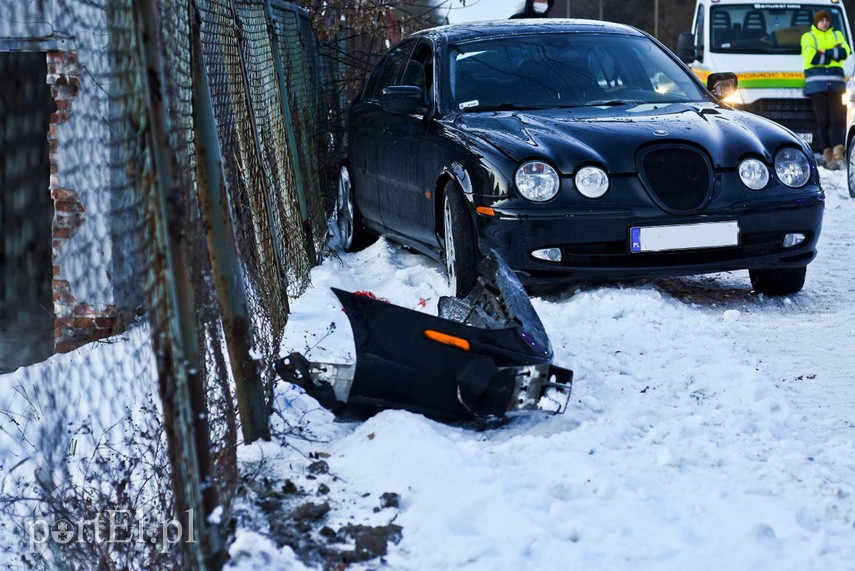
[574,166,609,198]
[774,148,811,188]
[515,160,560,201]
[738,158,769,190]
[722,89,744,106]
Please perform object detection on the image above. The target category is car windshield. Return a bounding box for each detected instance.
[447,33,707,111]
[709,4,849,54]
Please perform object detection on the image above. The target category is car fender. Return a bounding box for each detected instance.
[436,161,479,247]
[445,160,473,196]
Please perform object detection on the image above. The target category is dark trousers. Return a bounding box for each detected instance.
[809,91,846,150]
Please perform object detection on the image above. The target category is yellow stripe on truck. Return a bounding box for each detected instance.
[691,69,807,89]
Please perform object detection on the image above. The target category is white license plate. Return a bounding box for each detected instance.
[630,221,739,253]
[797,132,813,144]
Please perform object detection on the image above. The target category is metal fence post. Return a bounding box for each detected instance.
[265,0,320,266]
[228,0,295,298]
[134,0,224,567]
[264,0,310,223]
[190,4,271,445]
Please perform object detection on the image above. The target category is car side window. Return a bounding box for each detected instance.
[364,42,414,101]
[402,41,433,90]
[401,41,435,107]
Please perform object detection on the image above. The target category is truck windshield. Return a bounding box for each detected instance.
[448,33,706,111]
[710,4,849,54]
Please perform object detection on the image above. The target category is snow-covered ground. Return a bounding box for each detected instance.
[225,165,855,570]
[3,169,853,569]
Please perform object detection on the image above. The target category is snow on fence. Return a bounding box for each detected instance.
[0,0,336,567]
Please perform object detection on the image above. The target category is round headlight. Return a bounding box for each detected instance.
[574,166,609,198]
[515,160,560,201]
[774,148,811,188]
[738,158,769,190]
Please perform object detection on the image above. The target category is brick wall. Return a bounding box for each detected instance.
[47,50,116,353]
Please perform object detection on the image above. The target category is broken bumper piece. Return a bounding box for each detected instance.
[273,253,573,422]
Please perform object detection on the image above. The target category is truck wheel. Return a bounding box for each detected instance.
[749,267,806,295]
[443,182,479,297]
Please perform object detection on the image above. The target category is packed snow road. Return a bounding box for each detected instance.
[231,167,855,570]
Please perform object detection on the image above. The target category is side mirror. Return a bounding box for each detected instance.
[677,32,698,63]
[380,85,426,115]
[707,72,738,100]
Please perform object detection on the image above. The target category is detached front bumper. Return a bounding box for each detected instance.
[272,254,573,422]
[274,351,572,421]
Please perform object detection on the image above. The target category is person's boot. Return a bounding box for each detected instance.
[831,144,846,170]
[823,147,834,168]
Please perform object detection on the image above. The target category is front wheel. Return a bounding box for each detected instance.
[443,183,480,297]
[749,267,807,295]
[336,164,374,252]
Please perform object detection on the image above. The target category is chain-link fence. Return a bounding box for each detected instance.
[0,0,334,567]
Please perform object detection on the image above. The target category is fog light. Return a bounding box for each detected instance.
[783,233,805,248]
[532,248,562,262]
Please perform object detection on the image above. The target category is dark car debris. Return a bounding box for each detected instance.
[272,253,572,422]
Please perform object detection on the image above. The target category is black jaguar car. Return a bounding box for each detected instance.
[337,19,824,296]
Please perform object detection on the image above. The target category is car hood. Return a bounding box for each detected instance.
[452,102,805,174]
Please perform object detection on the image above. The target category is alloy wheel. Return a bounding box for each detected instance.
[337,166,354,250]
[444,195,457,289]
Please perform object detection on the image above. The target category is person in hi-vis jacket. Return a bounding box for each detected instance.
[801,9,851,169]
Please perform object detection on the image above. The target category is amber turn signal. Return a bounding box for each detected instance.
[423,329,471,351]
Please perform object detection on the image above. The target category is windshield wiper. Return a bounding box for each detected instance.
[586,99,646,107]
[464,102,572,112]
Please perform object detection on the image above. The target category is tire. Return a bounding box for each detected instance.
[443,182,480,297]
[336,164,374,252]
[749,266,807,295]
[848,139,855,198]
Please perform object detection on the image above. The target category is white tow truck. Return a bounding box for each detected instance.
[677,0,854,149]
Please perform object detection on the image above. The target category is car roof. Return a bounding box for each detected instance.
[410,18,647,45]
